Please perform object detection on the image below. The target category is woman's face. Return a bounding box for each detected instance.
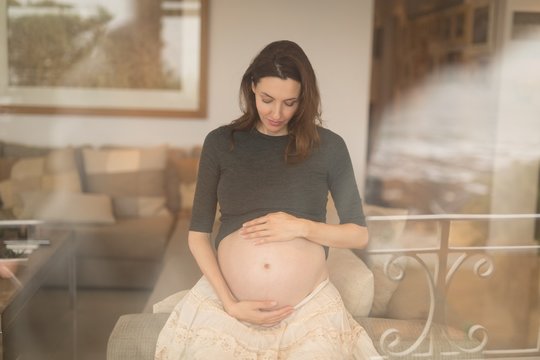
[252,76,301,136]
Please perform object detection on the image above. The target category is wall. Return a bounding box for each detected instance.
[0,0,374,191]
[489,0,540,244]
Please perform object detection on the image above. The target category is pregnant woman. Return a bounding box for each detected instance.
[155,40,380,359]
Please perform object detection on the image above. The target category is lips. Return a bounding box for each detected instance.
[267,119,283,127]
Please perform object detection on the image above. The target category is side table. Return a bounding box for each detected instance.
[0,223,76,360]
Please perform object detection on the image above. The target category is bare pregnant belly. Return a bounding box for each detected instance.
[217,229,328,308]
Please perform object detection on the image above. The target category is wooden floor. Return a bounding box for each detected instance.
[75,288,151,360]
[7,218,200,360]
[75,218,200,360]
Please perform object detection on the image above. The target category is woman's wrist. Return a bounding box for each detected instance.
[298,218,312,239]
[221,291,238,312]
[222,299,236,317]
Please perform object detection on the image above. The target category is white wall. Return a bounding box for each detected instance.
[0,0,374,190]
[488,0,540,244]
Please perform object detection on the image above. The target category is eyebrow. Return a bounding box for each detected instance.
[260,92,298,102]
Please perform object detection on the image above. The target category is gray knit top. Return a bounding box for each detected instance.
[189,125,366,255]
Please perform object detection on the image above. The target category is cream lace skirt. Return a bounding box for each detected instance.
[155,276,380,360]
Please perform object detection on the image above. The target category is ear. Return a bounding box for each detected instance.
[251,82,256,94]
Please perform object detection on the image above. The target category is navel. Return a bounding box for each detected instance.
[263,263,271,270]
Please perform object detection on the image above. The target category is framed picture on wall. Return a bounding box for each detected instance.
[472,5,490,44]
[453,10,466,43]
[0,0,208,118]
[466,0,495,55]
[512,11,540,41]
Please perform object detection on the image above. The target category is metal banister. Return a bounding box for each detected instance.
[364,213,540,359]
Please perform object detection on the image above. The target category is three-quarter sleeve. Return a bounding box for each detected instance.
[189,130,220,233]
[327,136,366,226]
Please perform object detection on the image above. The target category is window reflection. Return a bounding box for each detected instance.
[367,0,540,234]
[366,1,540,353]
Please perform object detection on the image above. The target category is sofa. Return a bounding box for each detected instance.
[106,195,540,359]
[0,140,200,289]
[107,249,474,360]
[106,204,504,359]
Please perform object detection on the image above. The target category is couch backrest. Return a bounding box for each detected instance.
[0,142,201,221]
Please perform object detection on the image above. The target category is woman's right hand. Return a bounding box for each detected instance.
[224,300,294,327]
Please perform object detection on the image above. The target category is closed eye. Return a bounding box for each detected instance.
[285,100,297,107]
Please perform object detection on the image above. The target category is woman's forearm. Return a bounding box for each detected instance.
[241,211,368,249]
[188,231,237,308]
[299,220,369,249]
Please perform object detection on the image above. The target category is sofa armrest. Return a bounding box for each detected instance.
[107,313,169,360]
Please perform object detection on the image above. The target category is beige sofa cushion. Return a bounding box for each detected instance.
[167,149,200,214]
[3,147,83,218]
[0,158,18,183]
[0,180,14,208]
[75,215,172,260]
[170,156,199,184]
[326,198,408,318]
[83,146,168,218]
[18,191,115,224]
[327,248,374,317]
[179,182,196,211]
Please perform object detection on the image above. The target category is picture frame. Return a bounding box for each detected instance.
[466,0,495,55]
[511,11,540,41]
[453,10,466,42]
[472,5,490,44]
[0,0,208,118]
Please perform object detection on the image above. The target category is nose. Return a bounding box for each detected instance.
[270,103,282,120]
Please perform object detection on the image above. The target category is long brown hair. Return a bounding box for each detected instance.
[230,40,322,163]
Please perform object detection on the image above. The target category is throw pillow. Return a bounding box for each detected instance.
[327,248,374,317]
[326,197,408,318]
[166,148,200,214]
[179,182,197,211]
[11,157,45,180]
[0,158,19,182]
[18,191,115,224]
[83,146,168,218]
[7,148,83,218]
[0,180,13,208]
[171,156,199,184]
[363,204,409,317]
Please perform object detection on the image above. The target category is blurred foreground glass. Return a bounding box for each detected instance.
[367,0,540,241]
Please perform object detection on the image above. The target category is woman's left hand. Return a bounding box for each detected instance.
[240,212,306,245]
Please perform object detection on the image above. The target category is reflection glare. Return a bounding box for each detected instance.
[367,31,540,217]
